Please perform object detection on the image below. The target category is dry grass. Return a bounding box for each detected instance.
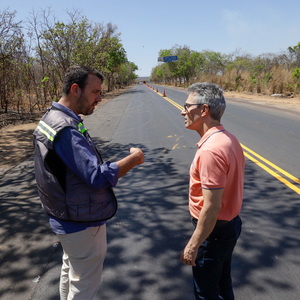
[188,67,300,97]
[0,86,131,172]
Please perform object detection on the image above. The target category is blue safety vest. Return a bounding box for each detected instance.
[33,106,117,222]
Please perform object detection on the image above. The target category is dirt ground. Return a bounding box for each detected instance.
[0,88,128,173]
[224,91,300,113]
[1,88,300,173]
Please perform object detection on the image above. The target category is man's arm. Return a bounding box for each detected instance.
[116,147,144,178]
[180,188,223,266]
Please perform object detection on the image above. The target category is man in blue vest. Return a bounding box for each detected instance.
[33,65,144,299]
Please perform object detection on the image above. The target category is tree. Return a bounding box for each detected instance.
[104,44,126,92]
[29,10,130,98]
[288,42,300,67]
[151,63,172,84]
[201,50,227,75]
[157,48,178,84]
[155,45,205,86]
[175,46,204,85]
[0,9,24,113]
[118,61,138,87]
[40,11,92,80]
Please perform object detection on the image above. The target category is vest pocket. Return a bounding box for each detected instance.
[66,189,117,222]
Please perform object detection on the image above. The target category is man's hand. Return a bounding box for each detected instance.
[180,189,223,266]
[116,147,144,178]
[129,147,144,165]
[180,238,198,266]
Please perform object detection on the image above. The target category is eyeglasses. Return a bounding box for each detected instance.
[183,103,201,112]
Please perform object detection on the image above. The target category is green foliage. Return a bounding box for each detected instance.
[252,63,264,73]
[1,8,300,114]
[263,73,273,83]
[118,61,138,86]
[41,76,49,88]
[0,8,140,112]
[201,50,227,75]
[36,14,137,93]
[288,42,300,55]
[292,68,300,80]
[154,45,206,85]
[106,47,126,72]
[235,75,242,87]
[41,76,49,83]
[227,57,252,72]
[288,42,300,67]
[250,73,257,85]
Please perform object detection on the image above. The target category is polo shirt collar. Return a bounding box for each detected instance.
[52,101,82,122]
[197,125,225,148]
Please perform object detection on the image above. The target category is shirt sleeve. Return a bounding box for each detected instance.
[54,127,119,189]
[199,149,227,190]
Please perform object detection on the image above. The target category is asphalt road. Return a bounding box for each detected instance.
[0,84,299,299]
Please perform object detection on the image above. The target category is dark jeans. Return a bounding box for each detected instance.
[192,215,242,300]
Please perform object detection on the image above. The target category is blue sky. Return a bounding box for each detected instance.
[3,0,300,77]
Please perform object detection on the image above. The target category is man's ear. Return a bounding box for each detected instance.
[70,83,80,96]
[201,104,209,116]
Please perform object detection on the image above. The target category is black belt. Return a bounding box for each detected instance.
[192,217,229,228]
[215,220,229,227]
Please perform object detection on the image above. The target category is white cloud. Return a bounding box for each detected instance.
[221,9,251,36]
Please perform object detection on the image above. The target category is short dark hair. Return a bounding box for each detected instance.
[188,82,226,121]
[62,66,104,96]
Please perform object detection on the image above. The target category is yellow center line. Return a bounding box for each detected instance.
[241,144,300,185]
[157,93,184,110]
[243,152,300,195]
[148,85,300,195]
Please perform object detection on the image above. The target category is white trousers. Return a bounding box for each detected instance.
[56,224,107,300]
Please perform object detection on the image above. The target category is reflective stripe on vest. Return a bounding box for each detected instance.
[37,120,57,142]
[37,120,86,141]
[78,122,87,136]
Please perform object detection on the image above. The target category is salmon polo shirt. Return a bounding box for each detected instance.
[189,125,245,221]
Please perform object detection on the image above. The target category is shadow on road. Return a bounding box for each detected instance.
[94,138,193,299]
[233,161,300,297]
[1,136,299,299]
[0,158,61,299]
[122,88,147,96]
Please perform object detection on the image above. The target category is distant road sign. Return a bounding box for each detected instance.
[163,55,178,62]
[157,56,178,63]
